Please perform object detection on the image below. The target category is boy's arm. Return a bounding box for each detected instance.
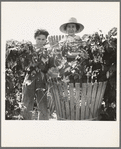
[48,56,55,68]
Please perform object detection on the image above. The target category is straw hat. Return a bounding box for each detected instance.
[59,17,84,34]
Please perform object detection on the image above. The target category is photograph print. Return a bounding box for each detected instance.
[3,2,119,121]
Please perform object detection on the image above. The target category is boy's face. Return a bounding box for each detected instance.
[66,23,77,36]
[35,34,47,47]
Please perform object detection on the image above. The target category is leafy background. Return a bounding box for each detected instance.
[5,27,117,120]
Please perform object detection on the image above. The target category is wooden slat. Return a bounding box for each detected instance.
[93,82,103,118]
[79,87,82,120]
[49,80,60,119]
[53,36,55,45]
[69,83,75,120]
[59,35,62,41]
[61,100,66,119]
[55,35,58,43]
[75,83,81,120]
[89,83,98,119]
[49,98,55,115]
[85,83,92,119]
[63,82,70,120]
[48,96,54,114]
[51,104,55,115]
[62,35,65,39]
[51,36,54,45]
[49,81,56,102]
[53,82,62,119]
[47,96,51,109]
[62,83,67,120]
[47,86,54,113]
[57,83,66,119]
[53,35,56,45]
[97,81,107,113]
[81,83,87,120]
[73,87,76,120]
[55,35,58,45]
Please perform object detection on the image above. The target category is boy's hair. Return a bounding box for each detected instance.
[64,23,80,32]
[34,29,49,39]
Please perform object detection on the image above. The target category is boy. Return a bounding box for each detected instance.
[21,29,55,120]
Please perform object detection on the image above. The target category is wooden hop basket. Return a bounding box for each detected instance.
[48,80,107,120]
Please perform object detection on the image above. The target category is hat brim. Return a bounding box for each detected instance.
[59,22,84,34]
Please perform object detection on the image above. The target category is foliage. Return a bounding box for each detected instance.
[82,28,117,120]
[47,28,117,120]
[5,27,117,120]
[5,40,51,120]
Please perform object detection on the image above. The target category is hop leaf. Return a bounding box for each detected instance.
[108,27,117,37]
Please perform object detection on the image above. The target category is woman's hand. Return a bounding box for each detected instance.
[47,67,59,78]
[67,52,80,58]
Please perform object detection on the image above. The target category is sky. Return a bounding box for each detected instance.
[2,2,119,44]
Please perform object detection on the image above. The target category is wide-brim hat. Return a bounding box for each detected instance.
[59,17,84,34]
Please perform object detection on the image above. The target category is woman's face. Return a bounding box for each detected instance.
[66,23,77,36]
[35,34,47,47]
